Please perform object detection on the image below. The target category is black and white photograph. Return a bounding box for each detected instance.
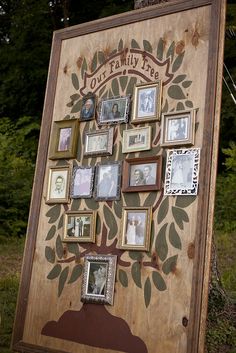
[70,166,95,198]
[84,128,113,157]
[63,211,96,243]
[122,126,151,153]
[94,162,121,201]
[98,96,130,125]
[46,166,70,204]
[130,163,157,186]
[58,127,72,151]
[80,94,96,121]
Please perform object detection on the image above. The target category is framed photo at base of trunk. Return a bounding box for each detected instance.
[160,109,196,147]
[81,254,117,305]
[164,148,200,196]
[63,210,96,243]
[118,207,152,251]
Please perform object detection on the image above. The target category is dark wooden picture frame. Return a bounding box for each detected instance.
[80,93,96,121]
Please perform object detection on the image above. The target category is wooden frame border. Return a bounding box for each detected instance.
[11,1,226,353]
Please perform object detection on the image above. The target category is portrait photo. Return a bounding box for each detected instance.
[84,128,113,157]
[63,210,96,243]
[131,81,162,123]
[161,110,195,147]
[98,96,130,125]
[122,156,162,192]
[49,119,79,160]
[81,254,117,305]
[94,162,121,201]
[122,126,151,153]
[164,148,200,195]
[118,207,152,251]
[46,166,70,204]
[70,166,95,198]
[80,94,96,121]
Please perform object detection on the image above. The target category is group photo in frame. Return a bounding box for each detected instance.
[70,166,95,199]
[80,93,96,121]
[131,81,162,124]
[63,210,96,242]
[81,254,117,305]
[49,119,79,160]
[84,127,114,157]
[46,166,70,204]
[164,148,200,195]
[94,161,122,201]
[122,156,162,192]
[98,95,130,125]
[122,126,152,153]
[118,207,152,251]
[160,109,196,147]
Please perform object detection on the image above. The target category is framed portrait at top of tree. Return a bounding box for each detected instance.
[80,93,96,121]
[81,254,117,305]
[84,127,114,157]
[122,156,162,192]
[131,81,162,123]
[46,166,70,204]
[97,95,130,125]
[160,110,196,147]
[122,126,152,153]
[49,119,79,160]
[118,207,152,251]
[164,148,200,196]
[94,161,122,201]
[63,210,96,243]
[70,166,95,198]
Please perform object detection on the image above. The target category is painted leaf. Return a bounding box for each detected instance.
[195,122,199,132]
[99,86,106,97]
[182,80,192,88]
[119,269,128,288]
[67,243,80,257]
[175,195,196,208]
[156,38,165,61]
[172,52,185,73]
[98,51,105,65]
[71,99,82,113]
[157,197,169,224]
[166,41,175,62]
[46,204,61,224]
[45,225,56,241]
[162,255,178,275]
[143,40,152,53]
[144,192,157,207]
[58,214,64,230]
[172,74,186,84]
[91,52,97,72]
[71,73,79,90]
[66,101,73,107]
[148,220,155,255]
[144,277,151,308]
[81,58,87,79]
[131,39,140,49]
[119,76,128,92]
[58,266,69,297]
[185,100,193,108]
[45,246,55,264]
[70,93,80,101]
[96,213,101,235]
[56,235,64,259]
[131,262,142,288]
[152,271,167,291]
[155,223,168,261]
[168,85,186,100]
[71,199,82,211]
[103,204,118,240]
[172,206,189,230]
[85,198,99,210]
[169,223,182,250]
[114,200,122,219]
[111,78,119,97]
[63,115,71,120]
[67,264,83,284]
[123,192,140,207]
[126,77,137,95]
[177,102,185,111]
[109,49,117,56]
[129,251,143,261]
[47,264,62,280]
[162,99,169,113]
[118,39,123,51]
[56,160,69,167]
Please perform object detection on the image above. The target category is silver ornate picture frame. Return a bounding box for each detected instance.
[84,127,114,157]
[70,166,95,199]
[98,95,131,125]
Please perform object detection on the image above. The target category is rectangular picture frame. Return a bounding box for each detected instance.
[63,210,96,242]
[94,161,122,201]
[98,95,130,125]
[46,166,71,204]
[160,109,196,147]
[80,93,96,121]
[49,119,79,160]
[122,126,152,153]
[118,207,152,251]
[131,81,162,124]
[122,156,162,192]
[84,127,114,157]
[70,166,95,199]
[81,254,117,305]
[164,148,200,195]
